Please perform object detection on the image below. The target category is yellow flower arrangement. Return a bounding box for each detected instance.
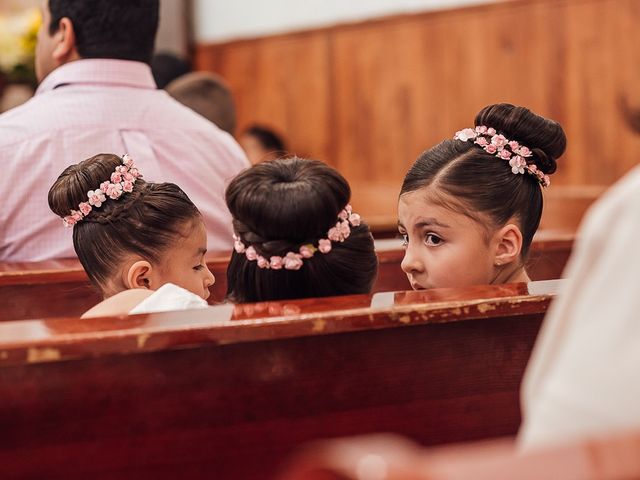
[0,8,40,84]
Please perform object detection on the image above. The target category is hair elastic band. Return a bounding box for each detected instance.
[454,126,550,187]
[233,205,362,271]
[63,154,142,227]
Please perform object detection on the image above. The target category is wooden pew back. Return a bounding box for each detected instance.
[0,280,558,479]
[0,233,572,321]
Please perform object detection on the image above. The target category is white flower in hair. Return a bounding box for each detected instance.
[87,189,106,207]
[454,128,477,142]
[106,182,123,200]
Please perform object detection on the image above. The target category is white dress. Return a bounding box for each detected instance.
[129,283,209,315]
[519,166,640,449]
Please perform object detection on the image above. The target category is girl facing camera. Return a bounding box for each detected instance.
[398,103,566,290]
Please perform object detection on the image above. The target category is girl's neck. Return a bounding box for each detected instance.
[494,264,531,285]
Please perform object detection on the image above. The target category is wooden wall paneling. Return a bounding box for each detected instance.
[331,18,422,183]
[195,32,333,164]
[194,0,640,229]
[330,18,430,221]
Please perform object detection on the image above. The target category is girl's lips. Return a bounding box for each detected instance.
[411,281,426,290]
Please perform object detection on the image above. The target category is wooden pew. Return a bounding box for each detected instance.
[278,430,640,480]
[0,233,572,322]
[0,280,558,479]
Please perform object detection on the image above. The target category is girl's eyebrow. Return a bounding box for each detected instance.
[414,217,450,229]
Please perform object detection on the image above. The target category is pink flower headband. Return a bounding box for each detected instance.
[233,205,362,271]
[454,126,550,188]
[63,154,142,227]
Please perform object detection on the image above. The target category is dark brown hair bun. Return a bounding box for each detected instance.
[225,157,378,303]
[475,103,566,175]
[401,103,567,259]
[48,153,201,293]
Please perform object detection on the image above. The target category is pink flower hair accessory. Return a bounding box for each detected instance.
[63,154,142,227]
[232,204,362,271]
[453,126,551,188]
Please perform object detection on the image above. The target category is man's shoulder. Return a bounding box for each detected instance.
[0,87,249,165]
[0,90,80,149]
[0,96,43,146]
[155,93,223,130]
[156,96,249,160]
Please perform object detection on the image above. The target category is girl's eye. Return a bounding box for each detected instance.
[194,264,205,271]
[400,234,408,247]
[424,233,443,246]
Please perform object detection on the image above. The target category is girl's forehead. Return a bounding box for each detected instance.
[400,188,457,218]
[398,188,485,230]
[166,219,207,253]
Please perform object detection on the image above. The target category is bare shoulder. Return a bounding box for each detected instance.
[81,289,155,318]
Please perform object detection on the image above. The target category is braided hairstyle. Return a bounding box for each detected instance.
[48,153,201,293]
[401,103,566,259]
[225,157,378,303]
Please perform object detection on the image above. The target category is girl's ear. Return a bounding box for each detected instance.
[52,17,79,62]
[124,260,154,290]
[493,223,523,267]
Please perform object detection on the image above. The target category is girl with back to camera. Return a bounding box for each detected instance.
[49,153,215,317]
[225,157,378,303]
[398,103,566,290]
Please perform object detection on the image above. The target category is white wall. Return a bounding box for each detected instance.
[194,0,494,43]
[156,0,189,56]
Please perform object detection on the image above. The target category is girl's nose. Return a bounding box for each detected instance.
[400,244,425,275]
[204,265,215,287]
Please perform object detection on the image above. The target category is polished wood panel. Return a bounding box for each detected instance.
[196,29,333,163]
[0,233,571,321]
[194,0,640,229]
[279,430,640,480]
[0,280,558,479]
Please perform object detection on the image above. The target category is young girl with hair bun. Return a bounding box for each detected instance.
[225,157,378,303]
[48,153,215,317]
[398,103,566,290]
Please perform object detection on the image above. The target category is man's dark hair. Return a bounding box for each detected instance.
[151,52,191,89]
[48,0,159,64]
[244,125,286,153]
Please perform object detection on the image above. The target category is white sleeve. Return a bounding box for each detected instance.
[519,166,640,449]
[129,283,209,315]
